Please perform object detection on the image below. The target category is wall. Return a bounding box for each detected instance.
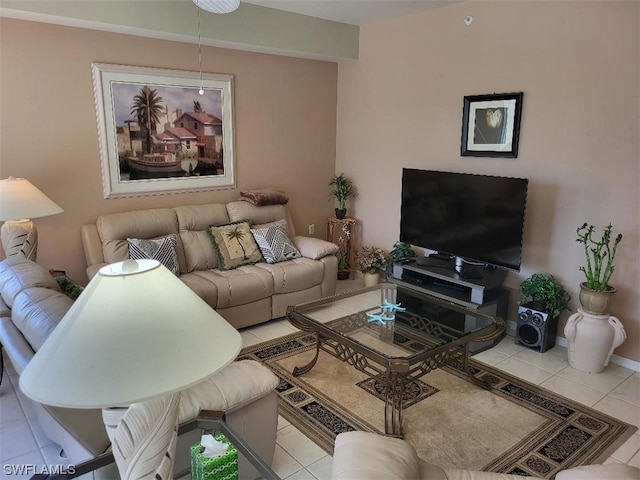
[0,18,337,283]
[336,1,639,361]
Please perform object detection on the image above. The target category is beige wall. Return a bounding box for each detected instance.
[336,1,639,361]
[0,18,337,283]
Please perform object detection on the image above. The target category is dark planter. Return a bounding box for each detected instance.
[335,208,347,219]
[337,270,350,280]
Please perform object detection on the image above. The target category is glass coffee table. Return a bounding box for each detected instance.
[285,283,505,438]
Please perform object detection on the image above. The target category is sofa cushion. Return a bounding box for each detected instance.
[251,225,301,264]
[174,204,230,272]
[292,236,340,260]
[226,201,295,235]
[12,287,73,352]
[96,208,187,272]
[127,234,180,276]
[255,258,324,294]
[180,267,274,309]
[0,256,60,309]
[207,222,263,270]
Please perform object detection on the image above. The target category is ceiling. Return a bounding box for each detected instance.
[244,0,457,25]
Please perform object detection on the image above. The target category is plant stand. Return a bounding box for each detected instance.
[326,217,358,280]
[564,308,627,373]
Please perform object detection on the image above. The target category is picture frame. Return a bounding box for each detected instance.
[91,63,235,198]
[460,92,523,158]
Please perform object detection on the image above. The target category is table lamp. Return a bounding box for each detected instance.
[20,259,242,480]
[0,176,64,260]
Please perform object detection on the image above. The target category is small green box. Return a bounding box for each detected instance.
[190,433,239,480]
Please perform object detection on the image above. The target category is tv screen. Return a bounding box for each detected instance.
[399,168,529,272]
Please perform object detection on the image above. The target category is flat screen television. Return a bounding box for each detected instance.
[399,168,529,273]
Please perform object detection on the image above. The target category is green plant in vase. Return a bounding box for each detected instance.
[328,173,356,219]
[575,223,622,314]
[519,273,571,320]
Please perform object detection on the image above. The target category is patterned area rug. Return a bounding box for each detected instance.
[239,331,636,478]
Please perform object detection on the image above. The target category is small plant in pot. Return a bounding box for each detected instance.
[576,223,622,314]
[328,173,356,219]
[519,273,571,320]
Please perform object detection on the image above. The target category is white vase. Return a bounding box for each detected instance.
[363,271,380,287]
[564,308,627,373]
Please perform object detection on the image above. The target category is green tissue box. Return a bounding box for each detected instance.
[190,433,238,480]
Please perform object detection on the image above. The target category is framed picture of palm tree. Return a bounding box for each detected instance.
[91,63,235,198]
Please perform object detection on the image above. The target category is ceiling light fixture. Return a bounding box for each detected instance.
[193,0,240,14]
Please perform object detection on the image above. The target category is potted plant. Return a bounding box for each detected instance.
[519,273,571,320]
[389,241,416,263]
[356,246,390,287]
[329,173,356,219]
[576,223,622,314]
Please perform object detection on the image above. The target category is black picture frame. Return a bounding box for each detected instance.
[460,92,523,158]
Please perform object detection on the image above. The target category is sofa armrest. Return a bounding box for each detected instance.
[556,463,640,480]
[178,360,279,423]
[81,224,106,279]
[292,236,339,260]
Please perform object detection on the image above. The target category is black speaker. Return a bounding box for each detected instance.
[515,305,556,353]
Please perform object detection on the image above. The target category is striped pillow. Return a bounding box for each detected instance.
[127,234,180,276]
[251,225,301,264]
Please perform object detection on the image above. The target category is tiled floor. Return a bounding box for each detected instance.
[1,278,639,479]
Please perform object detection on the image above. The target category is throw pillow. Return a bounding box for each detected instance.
[251,225,301,264]
[239,189,289,206]
[207,222,263,270]
[127,234,180,276]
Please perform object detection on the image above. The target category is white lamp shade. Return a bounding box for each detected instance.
[193,0,240,14]
[0,177,63,221]
[20,259,242,408]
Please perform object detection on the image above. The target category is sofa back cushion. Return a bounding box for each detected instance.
[226,201,296,235]
[96,208,187,272]
[0,256,60,309]
[12,287,73,352]
[174,204,231,272]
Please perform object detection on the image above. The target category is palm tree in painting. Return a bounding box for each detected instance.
[130,86,164,155]
[225,226,248,260]
[193,100,203,113]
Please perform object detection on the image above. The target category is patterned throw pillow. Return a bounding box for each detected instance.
[127,234,180,276]
[251,225,301,264]
[207,222,263,270]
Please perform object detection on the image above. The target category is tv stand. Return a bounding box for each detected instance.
[390,258,507,308]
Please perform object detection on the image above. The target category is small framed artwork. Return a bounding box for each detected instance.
[460,92,523,158]
[91,63,235,198]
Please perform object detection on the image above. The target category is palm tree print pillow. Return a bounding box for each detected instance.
[207,221,264,270]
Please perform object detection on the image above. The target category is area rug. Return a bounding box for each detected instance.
[238,331,636,478]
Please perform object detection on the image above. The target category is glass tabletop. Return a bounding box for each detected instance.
[290,283,496,360]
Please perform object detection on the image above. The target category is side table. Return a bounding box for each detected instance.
[326,217,358,279]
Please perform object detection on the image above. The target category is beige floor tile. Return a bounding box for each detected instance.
[492,357,554,385]
[491,337,526,357]
[539,375,606,407]
[611,433,640,463]
[0,395,26,428]
[40,443,70,468]
[240,330,264,348]
[0,448,45,480]
[593,395,640,428]
[556,365,628,394]
[0,421,39,462]
[629,449,640,468]
[544,343,569,359]
[269,444,303,479]
[306,455,333,480]
[27,418,54,449]
[285,468,317,480]
[278,415,290,430]
[609,372,640,406]
[247,319,298,342]
[276,424,326,467]
[513,348,569,373]
[471,348,510,366]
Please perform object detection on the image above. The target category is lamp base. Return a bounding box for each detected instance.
[102,393,180,480]
[1,219,38,260]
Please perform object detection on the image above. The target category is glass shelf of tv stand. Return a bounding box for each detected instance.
[31,410,280,480]
[389,258,507,308]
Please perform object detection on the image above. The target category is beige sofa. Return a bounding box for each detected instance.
[0,255,280,478]
[331,431,640,480]
[81,200,339,329]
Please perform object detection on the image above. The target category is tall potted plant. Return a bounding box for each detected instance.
[575,223,622,314]
[329,173,356,219]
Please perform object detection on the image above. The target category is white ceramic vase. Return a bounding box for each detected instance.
[363,271,380,287]
[564,308,627,373]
